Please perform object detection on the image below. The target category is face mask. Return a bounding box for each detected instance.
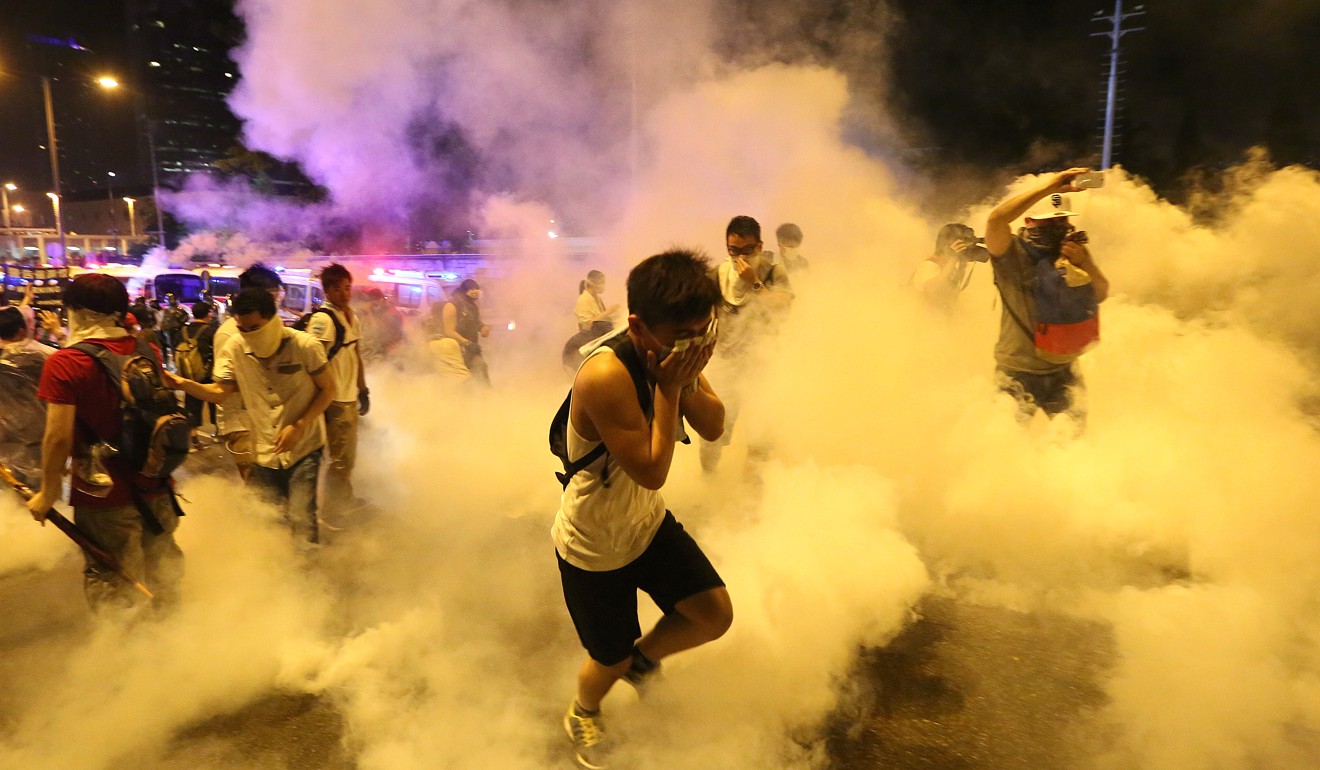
[66,308,128,345]
[780,246,800,261]
[1024,221,1072,252]
[241,315,284,358]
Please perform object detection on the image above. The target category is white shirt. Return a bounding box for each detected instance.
[212,317,249,436]
[305,302,361,402]
[552,346,666,571]
[574,290,605,332]
[215,327,329,468]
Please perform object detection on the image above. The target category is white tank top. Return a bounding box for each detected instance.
[552,347,665,571]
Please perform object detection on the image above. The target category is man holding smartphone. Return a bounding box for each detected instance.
[984,168,1109,426]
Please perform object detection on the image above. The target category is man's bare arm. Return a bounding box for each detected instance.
[680,373,724,442]
[26,403,75,521]
[575,356,681,491]
[163,369,236,402]
[985,167,1089,257]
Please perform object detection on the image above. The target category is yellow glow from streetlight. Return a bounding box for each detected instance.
[123,197,135,203]
[12,205,24,213]
[97,76,120,89]
[46,192,58,200]
[3,183,15,191]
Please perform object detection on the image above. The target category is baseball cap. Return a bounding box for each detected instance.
[1026,193,1078,220]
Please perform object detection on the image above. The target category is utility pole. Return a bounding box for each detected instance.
[1091,1,1145,170]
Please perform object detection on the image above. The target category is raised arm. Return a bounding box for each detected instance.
[985,167,1089,257]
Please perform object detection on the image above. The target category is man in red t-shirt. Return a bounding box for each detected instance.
[25,274,183,610]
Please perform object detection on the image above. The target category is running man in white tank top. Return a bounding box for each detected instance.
[554,249,731,769]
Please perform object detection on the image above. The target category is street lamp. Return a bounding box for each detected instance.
[40,74,120,263]
[123,197,137,237]
[2,183,15,229]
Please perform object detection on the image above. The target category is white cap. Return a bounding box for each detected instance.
[1026,193,1078,220]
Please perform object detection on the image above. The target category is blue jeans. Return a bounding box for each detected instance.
[249,449,322,543]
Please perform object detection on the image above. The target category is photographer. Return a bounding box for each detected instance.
[913,222,989,311]
[985,168,1109,427]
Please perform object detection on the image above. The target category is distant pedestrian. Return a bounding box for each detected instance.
[443,279,491,385]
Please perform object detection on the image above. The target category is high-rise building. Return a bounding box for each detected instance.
[124,0,244,185]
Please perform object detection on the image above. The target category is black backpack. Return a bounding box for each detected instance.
[549,331,653,488]
[72,338,191,479]
[292,307,347,360]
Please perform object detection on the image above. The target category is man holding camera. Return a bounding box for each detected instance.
[913,222,990,311]
[985,168,1109,425]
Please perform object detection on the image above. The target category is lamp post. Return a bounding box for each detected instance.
[40,77,65,260]
[40,75,121,263]
[2,183,14,229]
[46,193,62,264]
[123,197,137,237]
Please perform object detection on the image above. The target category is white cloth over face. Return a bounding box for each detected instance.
[65,309,128,346]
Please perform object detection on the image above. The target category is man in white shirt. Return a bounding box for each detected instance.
[306,264,369,518]
[167,288,335,544]
[212,263,286,481]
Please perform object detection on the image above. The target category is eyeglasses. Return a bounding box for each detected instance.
[727,242,761,257]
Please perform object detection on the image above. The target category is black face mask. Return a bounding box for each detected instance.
[1023,221,1072,252]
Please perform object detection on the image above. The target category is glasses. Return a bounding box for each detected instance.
[727,242,761,257]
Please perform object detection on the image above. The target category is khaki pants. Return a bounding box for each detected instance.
[74,495,184,611]
[323,401,359,513]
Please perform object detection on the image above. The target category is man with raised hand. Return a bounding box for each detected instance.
[985,168,1110,426]
[554,249,732,769]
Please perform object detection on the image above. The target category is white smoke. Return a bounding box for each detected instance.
[4,2,1320,769]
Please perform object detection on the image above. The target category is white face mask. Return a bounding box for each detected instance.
[780,245,800,260]
[66,308,128,345]
[241,315,284,358]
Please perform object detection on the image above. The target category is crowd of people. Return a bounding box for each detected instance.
[0,167,1106,769]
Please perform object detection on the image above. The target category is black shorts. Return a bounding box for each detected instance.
[557,511,725,665]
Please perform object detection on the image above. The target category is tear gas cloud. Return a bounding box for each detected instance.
[6,2,1320,770]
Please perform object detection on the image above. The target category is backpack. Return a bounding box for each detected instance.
[999,239,1100,364]
[174,323,207,380]
[293,307,347,360]
[549,330,653,488]
[71,338,191,479]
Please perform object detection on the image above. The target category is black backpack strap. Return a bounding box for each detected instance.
[315,307,347,360]
[557,442,608,489]
[70,342,125,389]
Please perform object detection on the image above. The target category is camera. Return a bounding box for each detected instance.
[960,237,990,263]
[1066,230,1089,245]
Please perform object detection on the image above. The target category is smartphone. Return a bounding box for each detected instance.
[1075,170,1105,189]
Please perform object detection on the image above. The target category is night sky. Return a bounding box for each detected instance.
[2,0,1318,216]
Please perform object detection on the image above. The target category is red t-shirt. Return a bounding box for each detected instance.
[36,337,169,508]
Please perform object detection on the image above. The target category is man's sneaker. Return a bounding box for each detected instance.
[622,647,661,692]
[564,701,610,769]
